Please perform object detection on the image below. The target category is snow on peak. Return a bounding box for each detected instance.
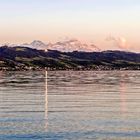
[22,40,48,51]
[48,39,101,52]
[22,39,101,52]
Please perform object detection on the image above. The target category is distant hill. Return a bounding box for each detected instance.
[0,46,140,70]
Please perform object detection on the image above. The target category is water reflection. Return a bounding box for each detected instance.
[45,71,48,130]
[0,71,140,140]
[120,72,127,115]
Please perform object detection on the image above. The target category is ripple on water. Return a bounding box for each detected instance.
[0,71,140,139]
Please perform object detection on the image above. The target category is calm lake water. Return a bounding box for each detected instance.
[0,71,140,140]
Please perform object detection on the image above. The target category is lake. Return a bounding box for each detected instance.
[0,71,140,140]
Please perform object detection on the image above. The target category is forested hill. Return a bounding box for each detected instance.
[0,46,140,70]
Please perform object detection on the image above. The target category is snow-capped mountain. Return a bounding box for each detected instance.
[22,39,101,52]
[48,39,101,52]
[22,40,48,51]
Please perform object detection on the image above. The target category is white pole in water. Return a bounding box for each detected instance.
[45,71,48,130]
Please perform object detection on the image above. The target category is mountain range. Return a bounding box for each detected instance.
[22,39,101,52]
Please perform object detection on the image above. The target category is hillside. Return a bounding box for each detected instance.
[0,46,140,70]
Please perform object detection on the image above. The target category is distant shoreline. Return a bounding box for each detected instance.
[0,46,140,71]
[0,67,140,71]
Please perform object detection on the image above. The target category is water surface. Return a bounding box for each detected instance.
[0,71,140,139]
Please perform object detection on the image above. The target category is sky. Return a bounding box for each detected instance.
[0,0,140,51]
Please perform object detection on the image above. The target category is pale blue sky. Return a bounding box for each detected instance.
[0,0,140,51]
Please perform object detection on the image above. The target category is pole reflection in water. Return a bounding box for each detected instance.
[45,71,48,130]
[120,72,127,115]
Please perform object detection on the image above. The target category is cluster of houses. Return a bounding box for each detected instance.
[0,65,140,71]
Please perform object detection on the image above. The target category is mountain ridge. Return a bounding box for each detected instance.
[0,45,140,70]
[21,39,101,52]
